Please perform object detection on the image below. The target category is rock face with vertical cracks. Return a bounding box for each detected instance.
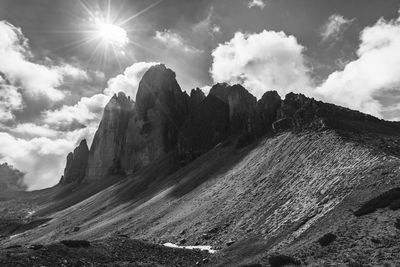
[85,64,188,180]
[60,139,89,184]
[120,64,189,174]
[60,64,400,184]
[209,83,257,134]
[85,92,135,180]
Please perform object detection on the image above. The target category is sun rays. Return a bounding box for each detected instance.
[54,0,163,69]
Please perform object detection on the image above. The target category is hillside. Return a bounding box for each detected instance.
[2,130,400,266]
[1,65,400,266]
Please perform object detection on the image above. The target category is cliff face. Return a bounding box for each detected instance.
[120,64,188,173]
[59,64,400,184]
[85,92,134,179]
[209,83,257,134]
[84,64,188,180]
[60,140,89,184]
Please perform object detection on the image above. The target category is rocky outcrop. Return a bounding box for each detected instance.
[59,64,400,184]
[85,64,189,180]
[178,94,230,161]
[0,163,26,192]
[60,140,89,184]
[274,92,400,135]
[120,64,188,174]
[254,91,282,136]
[86,92,134,179]
[188,88,206,113]
[209,83,257,134]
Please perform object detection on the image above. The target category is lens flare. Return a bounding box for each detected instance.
[94,19,129,47]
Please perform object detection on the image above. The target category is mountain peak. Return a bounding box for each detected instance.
[60,65,400,184]
[59,139,89,184]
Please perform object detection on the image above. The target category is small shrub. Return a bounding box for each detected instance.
[318,233,337,246]
[268,254,301,267]
[60,240,90,248]
[354,188,400,216]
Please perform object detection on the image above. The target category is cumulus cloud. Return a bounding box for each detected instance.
[0,20,91,125]
[154,30,203,53]
[43,94,109,130]
[247,0,266,9]
[0,125,98,190]
[10,61,155,189]
[210,30,312,98]
[104,62,158,99]
[9,123,59,138]
[0,84,23,122]
[320,14,354,43]
[315,13,400,117]
[0,21,88,101]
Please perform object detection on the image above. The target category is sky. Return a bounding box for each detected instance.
[0,0,400,190]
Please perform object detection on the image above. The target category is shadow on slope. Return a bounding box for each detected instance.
[35,175,124,217]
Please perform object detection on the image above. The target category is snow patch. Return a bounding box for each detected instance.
[163,242,217,254]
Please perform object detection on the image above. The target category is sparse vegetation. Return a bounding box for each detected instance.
[354,188,400,216]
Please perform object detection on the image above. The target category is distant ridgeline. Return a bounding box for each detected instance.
[0,163,26,192]
[59,64,400,185]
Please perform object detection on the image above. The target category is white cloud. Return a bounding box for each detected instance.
[154,30,203,53]
[43,93,109,129]
[320,14,354,42]
[247,0,266,9]
[0,20,88,104]
[200,85,211,96]
[0,132,73,190]
[9,123,59,138]
[22,61,156,188]
[0,84,23,122]
[104,62,158,99]
[315,13,400,117]
[210,30,312,98]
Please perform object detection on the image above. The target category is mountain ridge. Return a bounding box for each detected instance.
[2,64,400,266]
[59,64,400,185]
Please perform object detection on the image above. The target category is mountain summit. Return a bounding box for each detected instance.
[3,64,400,266]
[60,64,400,184]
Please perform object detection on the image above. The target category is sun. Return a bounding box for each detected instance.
[60,0,163,66]
[94,19,129,47]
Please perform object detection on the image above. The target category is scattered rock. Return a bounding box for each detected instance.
[354,188,400,216]
[268,254,301,267]
[202,234,211,240]
[5,245,21,249]
[371,238,381,244]
[226,239,235,247]
[395,219,400,230]
[318,233,337,247]
[27,244,43,250]
[60,240,91,248]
